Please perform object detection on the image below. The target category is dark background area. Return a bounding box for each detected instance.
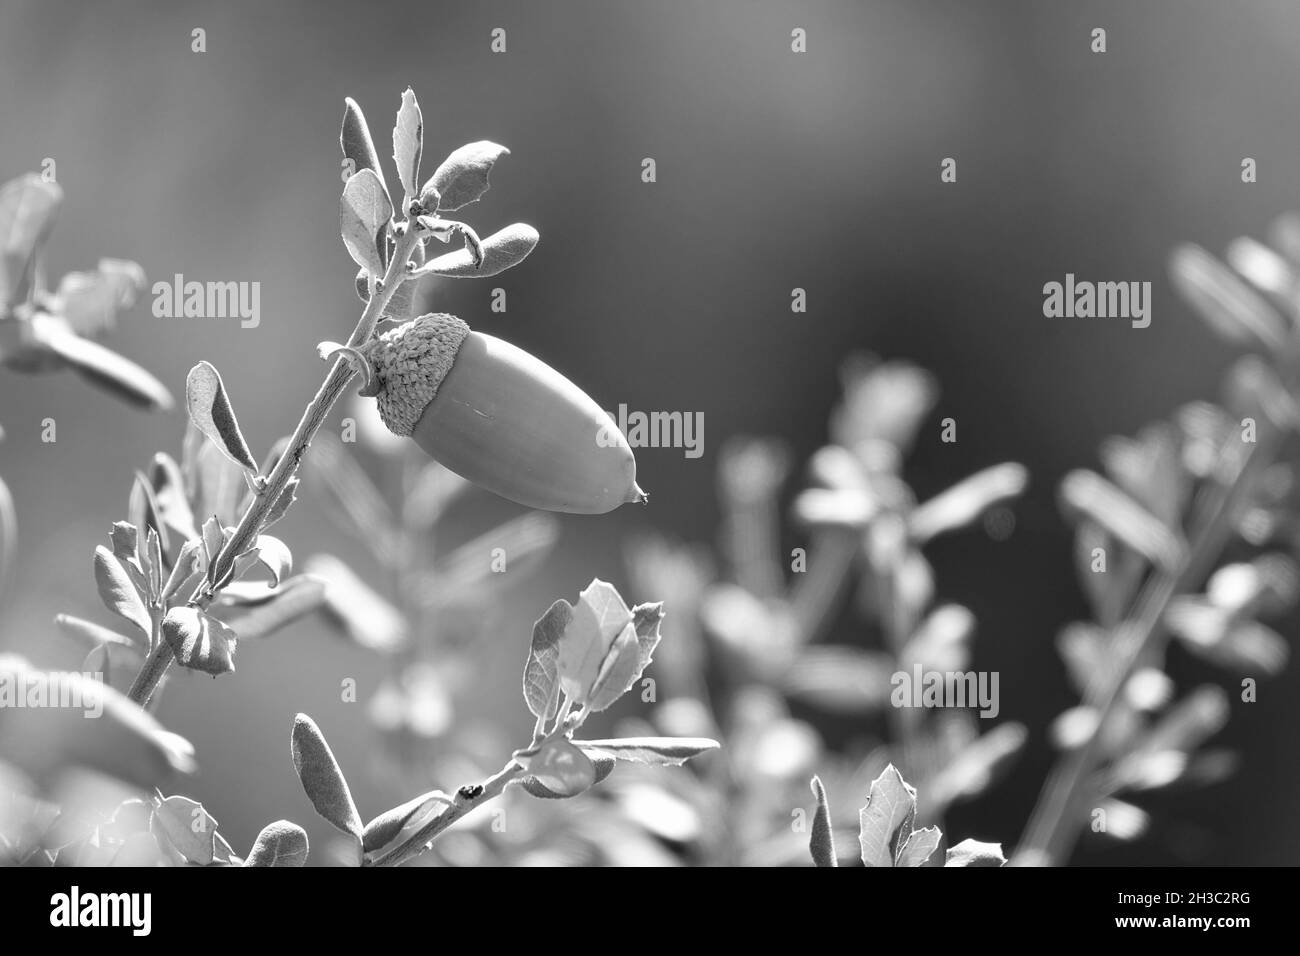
[1,0,1297,864]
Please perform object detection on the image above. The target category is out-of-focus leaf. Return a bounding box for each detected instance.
[781,646,895,712]
[1059,470,1186,571]
[1225,355,1299,431]
[245,821,309,867]
[832,354,937,457]
[392,88,423,205]
[522,599,571,720]
[304,554,407,652]
[162,606,237,676]
[193,438,247,528]
[423,513,559,606]
[1170,243,1288,351]
[944,838,1006,867]
[576,737,719,766]
[0,174,62,309]
[1094,798,1149,842]
[185,362,257,472]
[418,223,538,278]
[340,169,392,278]
[309,431,396,565]
[858,764,918,868]
[909,463,1028,542]
[361,790,451,854]
[55,258,147,337]
[0,654,194,789]
[929,722,1027,809]
[54,613,141,651]
[148,453,198,548]
[93,546,151,636]
[426,141,509,212]
[520,738,596,798]
[210,575,326,640]
[1099,424,1187,529]
[1133,686,1229,756]
[151,795,217,865]
[1166,598,1289,675]
[809,776,837,867]
[902,604,975,674]
[291,714,362,841]
[29,314,173,409]
[1227,235,1296,297]
[1207,555,1300,615]
[792,487,877,529]
[0,474,13,604]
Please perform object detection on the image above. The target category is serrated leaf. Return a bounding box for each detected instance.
[304,554,407,651]
[244,821,309,867]
[557,579,632,706]
[522,738,596,797]
[291,714,362,840]
[361,790,451,854]
[185,362,257,472]
[93,546,152,636]
[858,764,917,868]
[340,97,388,196]
[426,141,509,212]
[809,776,837,867]
[896,825,941,867]
[523,599,571,719]
[209,574,326,640]
[587,623,642,712]
[393,88,422,205]
[944,838,1006,867]
[0,173,62,309]
[419,223,538,278]
[151,795,217,865]
[340,169,392,278]
[576,737,719,766]
[162,606,237,675]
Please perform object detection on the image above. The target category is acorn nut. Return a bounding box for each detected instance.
[360,313,645,515]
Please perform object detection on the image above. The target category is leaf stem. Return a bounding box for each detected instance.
[126,226,424,707]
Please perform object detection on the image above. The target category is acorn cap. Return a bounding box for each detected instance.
[362,313,470,436]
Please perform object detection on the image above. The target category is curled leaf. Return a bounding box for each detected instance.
[417,223,538,278]
[361,790,451,854]
[520,738,596,798]
[186,362,257,472]
[425,141,509,212]
[162,606,237,676]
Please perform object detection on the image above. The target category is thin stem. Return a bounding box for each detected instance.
[127,226,424,707]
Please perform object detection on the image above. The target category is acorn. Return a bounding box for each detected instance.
[358,314,644,515]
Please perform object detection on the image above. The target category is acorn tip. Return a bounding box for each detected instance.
[630,483,649,505]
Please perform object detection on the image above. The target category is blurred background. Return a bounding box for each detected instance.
[2,0,1299,865]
